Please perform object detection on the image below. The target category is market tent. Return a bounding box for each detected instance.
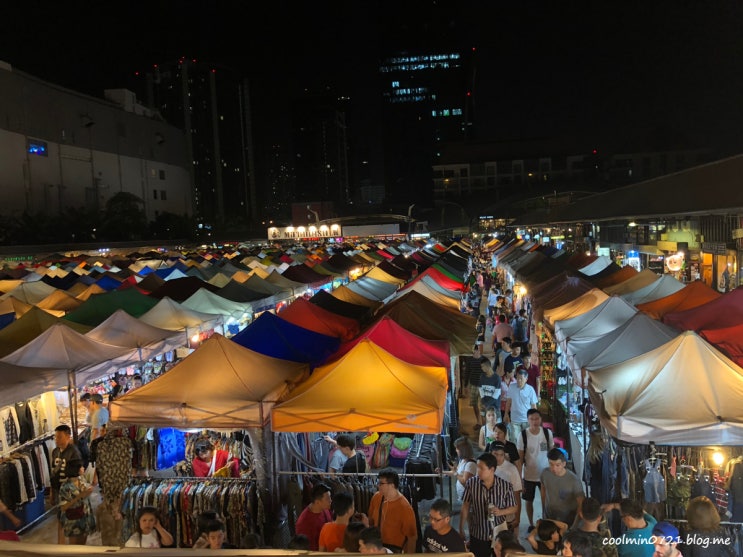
[0,306,92,358]
[589,331,743,445]
[1,323,135,385]
[364,266,407,285]
[86,309,186,361]
[577,256,613,276]
[390,278,461,310]
[530,275,595,322]
[0,361,69,407]
[700,324,743,367]
[375,290,477,355]
[231,311,340,366]
[138,297,223,332]
[265,270,308,297]
[332,315,450,370]
[602,269,659,296]
[309,289,373,322]
[543,288,609,327]
[344,276,400,302]
[0,280,58,305]
[620,275,685,306]
[569,312,679,380]
[182,287,253,320]
[64,288,160,326]
[663,287,743,331]
[330,285,384,312]
[0,295,33,319]
[636,280,722,320]
[271,339,447,433]
[277,297,359,341]
[591,265,638,289]
[109,334,309,429]
[36,289,85,315]
[147,276,220,302]
[554,296,637,345]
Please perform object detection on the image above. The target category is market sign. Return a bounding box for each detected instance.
[701,241,729,255]
[267,224,341,240]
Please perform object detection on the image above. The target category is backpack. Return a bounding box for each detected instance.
[521,427,551,463]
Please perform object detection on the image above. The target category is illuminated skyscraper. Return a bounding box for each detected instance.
[378,49,475,203]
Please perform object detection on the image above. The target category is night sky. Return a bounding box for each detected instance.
[3,1,743,153]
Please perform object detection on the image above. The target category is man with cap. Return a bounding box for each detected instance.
[652,522,682,557]
[89,393,109,441]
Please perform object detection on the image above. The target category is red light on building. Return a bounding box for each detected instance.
[592,148,598,155]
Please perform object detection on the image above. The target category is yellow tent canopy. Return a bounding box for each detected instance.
[109,334,309,429]
[271,339,447,434]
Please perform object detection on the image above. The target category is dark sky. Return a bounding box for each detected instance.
[3,1,743,152]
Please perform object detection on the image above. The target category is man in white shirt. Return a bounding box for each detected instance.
[490,442,522,532]
[504,368,538,441]
[516,409,554,529]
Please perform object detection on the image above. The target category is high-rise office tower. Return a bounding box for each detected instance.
[135,58,255,227]
[378,49,475,204]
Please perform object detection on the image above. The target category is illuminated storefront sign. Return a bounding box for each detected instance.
[267,224,342,240]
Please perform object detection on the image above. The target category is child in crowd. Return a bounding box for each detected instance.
[527,518,568,555]
[124,506,174,548]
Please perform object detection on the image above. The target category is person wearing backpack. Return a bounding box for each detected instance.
[516,409,554,530]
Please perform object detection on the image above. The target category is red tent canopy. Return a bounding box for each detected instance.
[277,297,360,341]
[700,324,743,367]
[331,315,450,369]
[663,287,743,331]
[636,280,722,320]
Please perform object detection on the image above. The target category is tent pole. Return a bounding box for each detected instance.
[67,370,78,443]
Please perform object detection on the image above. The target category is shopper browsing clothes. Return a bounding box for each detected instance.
[58,459,96,545]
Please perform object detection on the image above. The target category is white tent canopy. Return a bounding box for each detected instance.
[86,309,186,361]
[182,287,253,320]
[567,312,679,383]
[577,256,613,276]
[589,331,743,445]
[139,296,223,332]
[543,288,609,327]
[620,275,685,306]
[554,296,637,346]
[0,323,135,385]
[0,361,69,407]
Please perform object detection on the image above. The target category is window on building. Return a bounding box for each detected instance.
[159,170,166,180]
[27,139,48,156]
[153,190,158,200]
[460,168,468,177]
[160,190,167,200]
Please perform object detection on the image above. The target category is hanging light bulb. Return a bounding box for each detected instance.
[712,451,725,467]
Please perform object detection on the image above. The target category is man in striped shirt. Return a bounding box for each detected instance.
[459,453,517,557]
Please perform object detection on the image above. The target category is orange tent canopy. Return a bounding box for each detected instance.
[277,297,360,341]
[636,280,721,320]
[271,339,447,434]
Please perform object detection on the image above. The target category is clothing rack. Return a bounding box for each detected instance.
[277,470,442,478]
[0,431,53,458]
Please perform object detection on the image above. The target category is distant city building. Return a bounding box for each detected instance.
[0,60,190,222]
[433,139,712,211]
[134,58,256,226]
[291,90,350,208]
[378,50,474,203]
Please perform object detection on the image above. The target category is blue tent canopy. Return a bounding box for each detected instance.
[230,311,339,367]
